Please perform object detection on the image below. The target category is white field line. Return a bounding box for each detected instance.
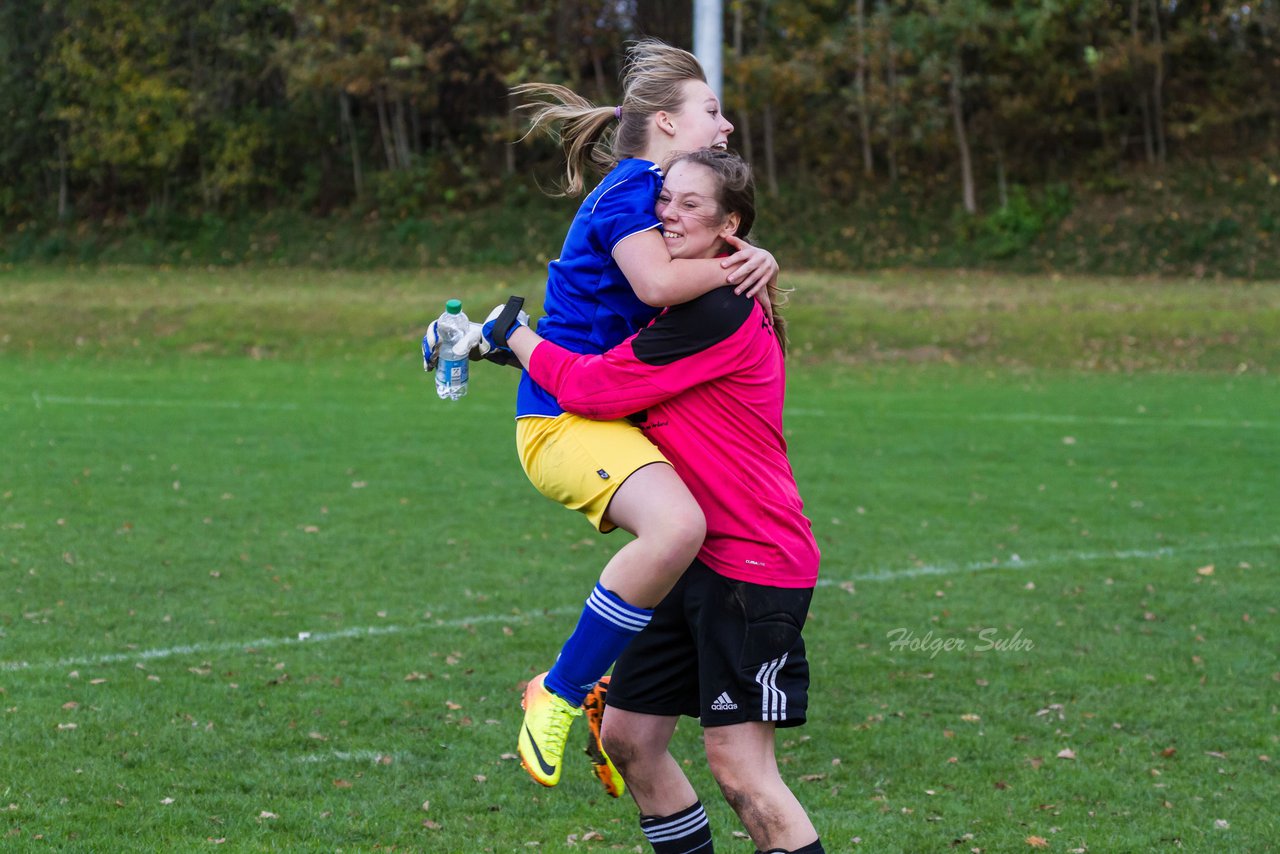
[16,394,1273,429]
[923,411,1276,430]
[4,540,1274,674]
[18,392,516,417]
[297,750,419,765]
[787,407,1276,430]
[0,607,576,673]
[818,539,1279,586]
[295,747,512,765]
[29,392,299,411]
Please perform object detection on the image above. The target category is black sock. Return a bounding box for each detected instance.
[640,801,713,853]
[757,840,824,854]
[791,841,824,854]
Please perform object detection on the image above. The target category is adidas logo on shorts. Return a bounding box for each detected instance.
[711,691,738,711]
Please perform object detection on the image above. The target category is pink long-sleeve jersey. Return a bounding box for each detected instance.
[524,286,820,589]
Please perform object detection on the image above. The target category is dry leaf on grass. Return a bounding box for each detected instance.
[1026,836,1050,848]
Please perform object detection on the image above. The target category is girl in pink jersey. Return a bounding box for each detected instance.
[488,149,824,854]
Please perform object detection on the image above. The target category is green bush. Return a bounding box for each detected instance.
[2,159,1276,279]
[970,184,1073,260]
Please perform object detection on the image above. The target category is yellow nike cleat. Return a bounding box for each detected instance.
[582,677,625,798]
[518,672,582,787]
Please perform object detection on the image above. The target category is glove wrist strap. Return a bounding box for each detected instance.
[490,296,526,349]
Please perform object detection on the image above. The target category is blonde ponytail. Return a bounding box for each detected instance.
[511,83,618,197]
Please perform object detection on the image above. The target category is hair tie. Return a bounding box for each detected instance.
[614,105,622,120]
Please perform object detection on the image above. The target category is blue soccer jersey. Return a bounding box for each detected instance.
[516,158,665,417]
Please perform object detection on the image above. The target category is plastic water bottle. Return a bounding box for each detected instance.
[435,299,470,401]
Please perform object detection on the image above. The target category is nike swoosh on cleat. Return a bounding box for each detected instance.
[524,724,558,777]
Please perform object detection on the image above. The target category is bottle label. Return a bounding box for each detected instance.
[439,358,468,388]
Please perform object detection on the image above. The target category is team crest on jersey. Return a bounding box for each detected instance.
[597,469,610,480]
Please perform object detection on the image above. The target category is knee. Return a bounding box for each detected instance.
[637,505,704,574]
[647,472,705,547]
[600,718,639,775]
[706,744,751,797]
[706,736,777,805]
[666,504,706,559]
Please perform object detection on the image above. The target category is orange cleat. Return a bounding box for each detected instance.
[582,677,625,798]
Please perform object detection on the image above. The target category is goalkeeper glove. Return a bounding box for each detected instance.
[422,318,486,372]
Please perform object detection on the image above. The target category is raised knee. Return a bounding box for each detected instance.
[668,507,706,557]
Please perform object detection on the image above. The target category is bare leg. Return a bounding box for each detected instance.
[600,462,705,608]
[601,707,698,816]
[704,722,818,851]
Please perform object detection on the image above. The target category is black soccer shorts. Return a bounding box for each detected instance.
[607,559,813,728]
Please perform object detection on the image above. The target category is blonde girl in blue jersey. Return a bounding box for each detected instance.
[506,39,779,795]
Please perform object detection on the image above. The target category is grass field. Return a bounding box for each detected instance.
[1,266,1278,852]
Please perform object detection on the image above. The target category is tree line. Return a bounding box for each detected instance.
[2,0,1275,225]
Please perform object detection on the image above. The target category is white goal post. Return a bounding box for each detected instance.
[694,0,724,100]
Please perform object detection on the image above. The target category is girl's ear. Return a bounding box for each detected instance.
[719,211,742,239]
[653,110,678,138]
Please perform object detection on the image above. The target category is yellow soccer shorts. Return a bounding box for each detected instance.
[516,413,670,533]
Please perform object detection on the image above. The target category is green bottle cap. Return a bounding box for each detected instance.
[445,299,462,314]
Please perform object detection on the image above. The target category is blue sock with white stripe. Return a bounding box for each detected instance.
[544,583,652,706]
[641,801,713,853]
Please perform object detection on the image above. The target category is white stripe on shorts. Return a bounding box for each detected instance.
[755,653,789,721]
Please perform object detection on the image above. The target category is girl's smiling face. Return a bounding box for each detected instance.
[656,160,741,260]
[667,79,734,152]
